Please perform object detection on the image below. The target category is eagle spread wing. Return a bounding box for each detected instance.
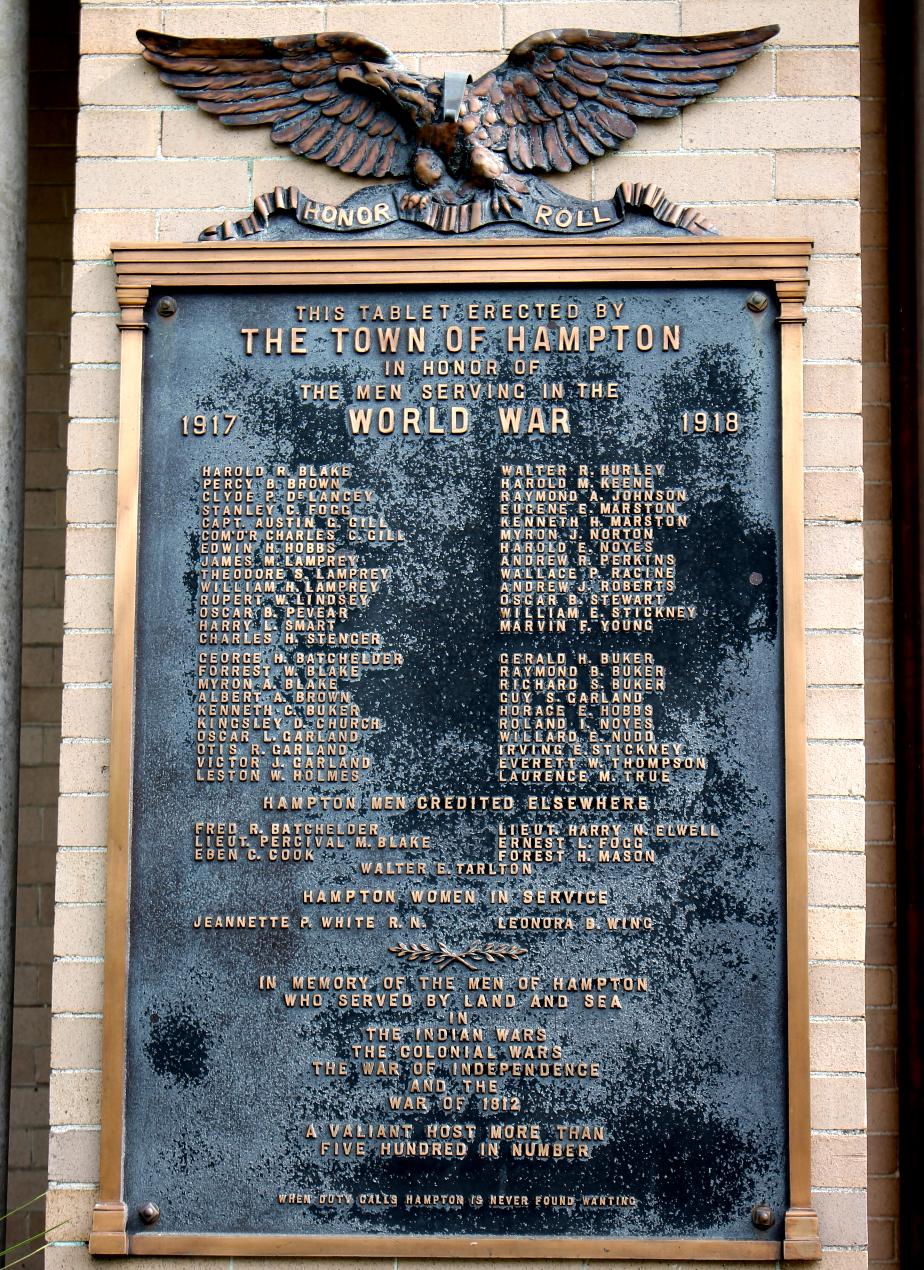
[463,26,779,173]
[137,30,439,178]
[139,25,778,184]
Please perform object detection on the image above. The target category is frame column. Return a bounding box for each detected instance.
[776,280,820,1263]
[90,285,149,1257]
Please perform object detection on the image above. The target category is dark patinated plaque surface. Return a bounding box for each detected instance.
[124,281,787,1244]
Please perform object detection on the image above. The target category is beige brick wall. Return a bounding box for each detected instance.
[51,2,868,1266]
[8,1,79,1259]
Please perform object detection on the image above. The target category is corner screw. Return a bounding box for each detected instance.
[138,1202,161,1226]
[749,571,763,586]
[746,291,769,313]
[156,296,177,318]
[751,1203,774,1230]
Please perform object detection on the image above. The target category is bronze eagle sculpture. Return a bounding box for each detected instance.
[139,25,778,217]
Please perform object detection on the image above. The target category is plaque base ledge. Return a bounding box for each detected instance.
[90,1231,787,1261]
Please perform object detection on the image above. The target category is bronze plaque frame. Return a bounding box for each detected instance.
[90,236,817,1261]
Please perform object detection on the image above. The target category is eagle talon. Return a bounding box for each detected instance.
[486,169,527,216]
[400,191,431,211]
[491,190,523,217]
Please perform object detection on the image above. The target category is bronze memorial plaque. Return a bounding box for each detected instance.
[92,234,816,1262]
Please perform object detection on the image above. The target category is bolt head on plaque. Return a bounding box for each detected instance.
[156,296,177,318]
[138,1202,160,1226]
[751,1203,775,1230]
[747,291,770,313]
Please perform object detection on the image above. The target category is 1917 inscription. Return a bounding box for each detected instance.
[124,282,788,1244]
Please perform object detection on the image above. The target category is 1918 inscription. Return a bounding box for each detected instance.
[124,281,788,1244]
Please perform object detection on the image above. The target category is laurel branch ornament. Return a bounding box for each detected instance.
[387,941,527,970]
